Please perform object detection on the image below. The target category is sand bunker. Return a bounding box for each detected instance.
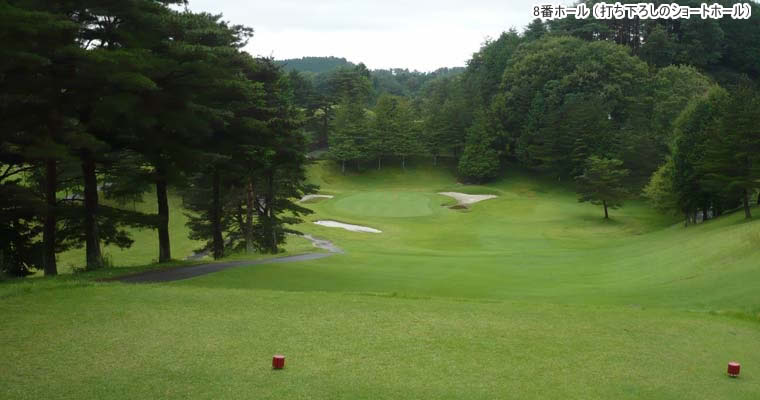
[439,192,498,206]
[299,194,334,202]
[314,220,382,233]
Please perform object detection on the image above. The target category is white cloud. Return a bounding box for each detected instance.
[187,0,555,71]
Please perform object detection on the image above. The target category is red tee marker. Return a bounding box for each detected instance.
[727,362,741,377]
[272,355,286,370]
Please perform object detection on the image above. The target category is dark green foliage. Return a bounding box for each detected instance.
[670,86,729,222]
[549,0,760,81]
[421,77,471,162]
[374,94,423,169]
[643,159,679,215]
[184,58,314,257]
[328,65,373,104]
[718,2,760,80]
[328,100,368,173]
[495,37,649,182]
[464,30,523,106]
[575,156,630,219]
[277,57,356,74]
[523,19,548,42]
[700,84,760,219]
[649,66,714,141]
[639,25,676,68]
[458,111,501,183]
[370,67,464,100]
[0,178,43,277]
[525,95,614,178]
[0,0,80,275]
[1,1,311,275]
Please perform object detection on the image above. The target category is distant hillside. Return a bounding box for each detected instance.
[276,57,356,74]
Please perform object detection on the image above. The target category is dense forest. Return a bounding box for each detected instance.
[287,1,760,224]
[1,1,314,276]
[2,0,759,278]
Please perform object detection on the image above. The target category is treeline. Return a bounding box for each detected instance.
[0,1,312,277]
[307,1,760,221]
[284,61,464,149]
[277,56,356,74]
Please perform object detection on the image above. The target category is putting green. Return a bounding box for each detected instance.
[332,191,434,217]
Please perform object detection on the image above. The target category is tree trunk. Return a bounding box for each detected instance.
[268,171,278,254]
[245,180,255,253]
[757,191,760,206]
[43,159,57,276]
[212,168,224,259]
[743,189,752,219]
[341,160,345,174]
[155,168,171,263]
[603,200,609,219]
[402,156,406,170]
[321,111,329,148]
[81,152,102,270]
[377,157,381,170]
[433,155,438,167]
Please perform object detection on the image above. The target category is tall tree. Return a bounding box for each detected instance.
[373,94,423,169]
[643,159,679,215]
[184,58,313,257]
[700,84,760,219]
[421,77,471,163]
[0,1,80,275]
[495,37,650,174]
[458,111,501,183]
[328,99,367,173]
[575,156,630,219]
[671,86,729,223]
[62,0,187,269]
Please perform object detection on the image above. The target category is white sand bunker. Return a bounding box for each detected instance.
[314,220,382,233]
[439,192,498,206]
[299,194,334,202]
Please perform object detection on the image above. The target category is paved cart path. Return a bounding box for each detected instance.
[116,236,341,284]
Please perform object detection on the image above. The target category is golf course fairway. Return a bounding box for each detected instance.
[2,161,759,399]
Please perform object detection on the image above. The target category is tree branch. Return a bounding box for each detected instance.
[0,165,36,182]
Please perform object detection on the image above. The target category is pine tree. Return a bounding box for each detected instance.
[700,84,760,219]
[575,156,630,219]
[184,57,313,257]
[0,1,81,275]
[457,111,500,183]
[329,100,366,173]
[671,86,729,223]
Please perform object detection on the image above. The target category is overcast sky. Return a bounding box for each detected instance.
[186,0,552,72]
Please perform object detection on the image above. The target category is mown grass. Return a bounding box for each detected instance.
[53,189,319,273]
[2,285,759,399]
[2,160,759,399]
[55,189,204,273]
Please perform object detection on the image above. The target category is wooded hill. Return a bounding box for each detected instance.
[285,3,760,225]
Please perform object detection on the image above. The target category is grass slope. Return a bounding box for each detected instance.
[56,189,203,273]
[2,161,759,399]
[190,162,759,315]
[54,189,319,273]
